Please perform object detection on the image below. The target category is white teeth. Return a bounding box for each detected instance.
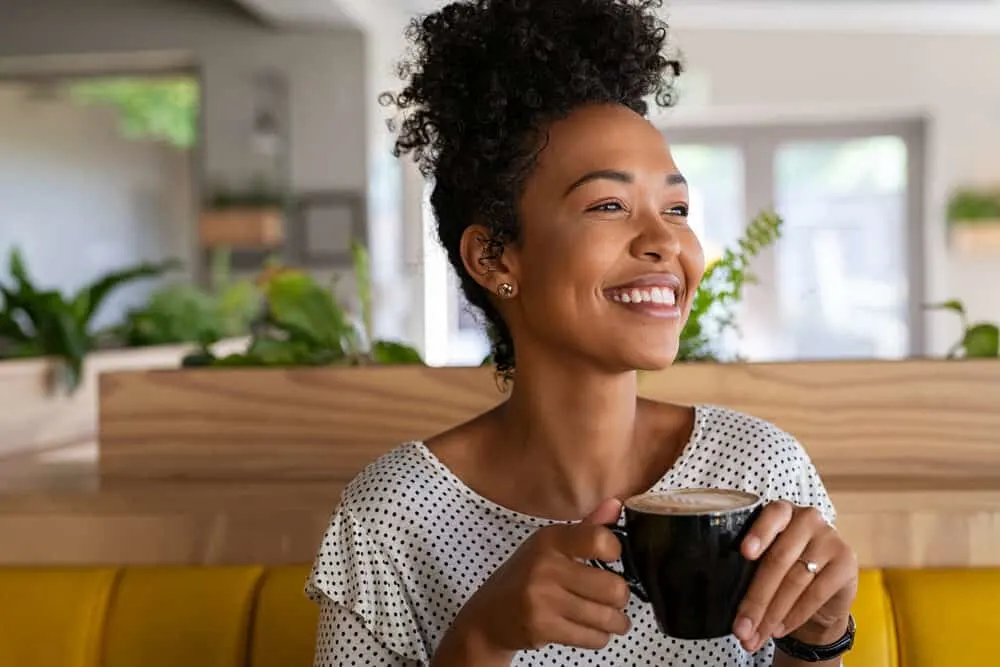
[610,287,678,306]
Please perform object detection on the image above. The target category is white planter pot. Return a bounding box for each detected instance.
[0,339,246,460]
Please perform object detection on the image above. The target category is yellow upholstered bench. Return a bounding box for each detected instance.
[0,565,996,666]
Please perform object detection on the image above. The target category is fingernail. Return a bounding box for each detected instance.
[774,624,785,638]
[745,536,761,557]
[734,616,752,640]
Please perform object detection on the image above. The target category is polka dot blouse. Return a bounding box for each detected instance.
[306,404,837,666]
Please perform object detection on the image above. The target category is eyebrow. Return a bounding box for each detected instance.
[563,170,687,197]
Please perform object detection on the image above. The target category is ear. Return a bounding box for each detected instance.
[459,224,519,296]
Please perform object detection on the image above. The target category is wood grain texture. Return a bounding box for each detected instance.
[99,366,503,480]
[1,483,997,568]
[99,359,1000,483]
[0,344,229,460]
[636,359,1000,481]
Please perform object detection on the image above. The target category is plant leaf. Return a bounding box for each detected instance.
[73,259,181,327]
[8,247,35,293]
[351,240,374,348]
[963,323,1000,358]
[0,308,30,344]
[678,210,783,362]
[924,299,966,316]
[371,340,423,365]
[181,348,217,368]
[264,270,353,352]
[29,292,89,392]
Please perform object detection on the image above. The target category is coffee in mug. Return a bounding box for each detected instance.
[591,488,763,640]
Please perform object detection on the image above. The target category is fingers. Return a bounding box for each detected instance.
[559,561,632,609]
[521,553,631,651]
[553,523,622,563]
[752,530,837,647]
[539,616,621,651]
[559,591,632,637]
[778,547,858,635]
[741,500,794,560]
[581,498,623,525]
[734,504,826,651]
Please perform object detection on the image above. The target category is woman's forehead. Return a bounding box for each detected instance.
[531,105,678,187]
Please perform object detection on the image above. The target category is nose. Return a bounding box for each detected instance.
[630,210,682,262]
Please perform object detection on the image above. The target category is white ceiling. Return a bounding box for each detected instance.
[237,0,1000,33]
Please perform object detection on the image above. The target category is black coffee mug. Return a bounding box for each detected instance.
[591,488,764,640]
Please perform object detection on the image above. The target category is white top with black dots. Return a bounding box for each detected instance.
[306,404,837,666]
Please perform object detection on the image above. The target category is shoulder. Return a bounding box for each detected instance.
[685,405,835,521]
[307,442,439,598]
[695,404,805,462]
[336,442,441,523]
[307,442,434,662]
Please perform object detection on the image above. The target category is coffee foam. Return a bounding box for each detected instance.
[626,488,759,515]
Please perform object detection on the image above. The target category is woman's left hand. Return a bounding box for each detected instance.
[732,501,859,653]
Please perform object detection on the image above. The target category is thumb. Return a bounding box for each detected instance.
[582,497,623,525]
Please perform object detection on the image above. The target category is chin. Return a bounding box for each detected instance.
[620,345,679,372]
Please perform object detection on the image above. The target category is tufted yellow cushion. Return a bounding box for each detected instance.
[0,567,118,667]
[885,568,999,667]
[844,569,898,667]
[250,565,318,667]
[102,566,265,667]
[7,564,1000,667]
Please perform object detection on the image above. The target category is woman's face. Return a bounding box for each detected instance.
[467,103,705,372]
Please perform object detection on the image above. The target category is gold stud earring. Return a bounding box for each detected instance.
[497,283,515,299]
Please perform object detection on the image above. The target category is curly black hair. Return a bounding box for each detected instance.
[385,0,682,379]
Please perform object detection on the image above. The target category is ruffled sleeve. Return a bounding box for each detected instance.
[306,507,430,664]
[793,449,837,525]
[768,436,838,526]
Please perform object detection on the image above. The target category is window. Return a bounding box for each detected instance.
[668,118,926,361]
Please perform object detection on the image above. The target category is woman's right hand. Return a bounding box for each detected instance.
[432,498,632,666]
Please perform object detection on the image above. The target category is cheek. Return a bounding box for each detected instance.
[521,226,620,294]
[682,229,706,289]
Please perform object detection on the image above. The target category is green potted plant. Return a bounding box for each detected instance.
[115,249,261,349]
[0,247,178,393]
[925,299,999,359]
[98,240,425,480]
[182,240,422,367]
[677,211,784,362]
[946,187,1000,253]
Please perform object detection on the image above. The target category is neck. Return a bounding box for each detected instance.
[495,349,643,518]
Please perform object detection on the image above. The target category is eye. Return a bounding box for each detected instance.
[586,201,626,213]
[665,204,689,217]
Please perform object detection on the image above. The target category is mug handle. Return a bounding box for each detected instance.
[588,524,649,603]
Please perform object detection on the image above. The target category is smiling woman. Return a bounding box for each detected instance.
[306,1,859,666]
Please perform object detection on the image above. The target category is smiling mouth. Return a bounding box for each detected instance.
[604,285,682,319]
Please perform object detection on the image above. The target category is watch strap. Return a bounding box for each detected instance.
[773,614,856,662]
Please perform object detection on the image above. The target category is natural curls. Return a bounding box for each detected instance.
[383,0,682,380]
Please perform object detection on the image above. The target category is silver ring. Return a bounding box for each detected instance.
[798,559,820,575]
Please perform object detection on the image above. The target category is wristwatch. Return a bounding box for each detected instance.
[773,615,856,662]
